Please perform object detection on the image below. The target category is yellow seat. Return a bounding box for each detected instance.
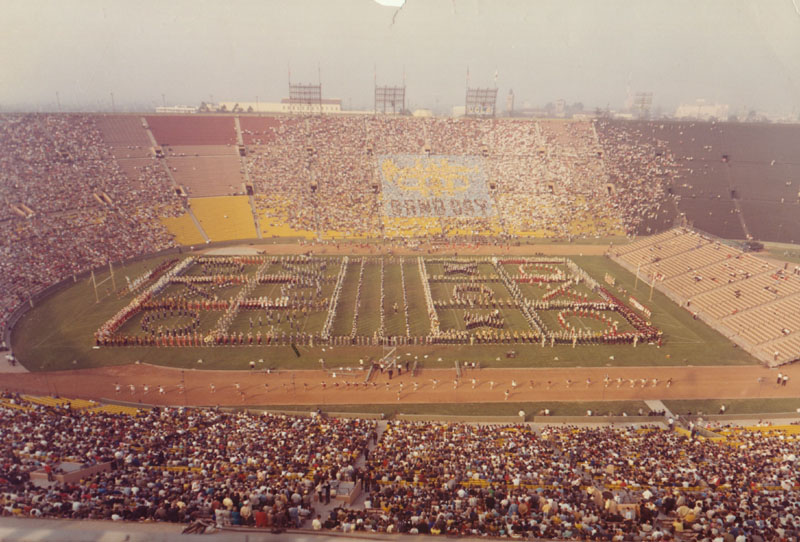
[190,196,257,241]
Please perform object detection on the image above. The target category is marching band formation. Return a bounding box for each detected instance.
[442,260,478,276]
[464,309,504,330]
[95,255,661,348]
[449,283,496,307]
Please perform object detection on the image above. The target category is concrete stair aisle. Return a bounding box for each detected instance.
[312,420,387,521]
[234,117,262,239]
[644,399,674,420]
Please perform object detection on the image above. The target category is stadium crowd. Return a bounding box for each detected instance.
[595,120,679,235]
[0,394,373,528]
[244,116,665,241]
[0,113,691,336]
[0,114,183,333]
[2,393,799,541]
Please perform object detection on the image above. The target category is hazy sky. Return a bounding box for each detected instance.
[1,0,799,114]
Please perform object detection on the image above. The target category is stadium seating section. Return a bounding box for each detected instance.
[614,228,800,365]
[189,196,257,242]
[159,213,206,246]
[2,112,800,348]
[145,116,237,146]
[2,392,800,539]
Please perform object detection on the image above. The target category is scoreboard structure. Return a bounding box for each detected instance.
[288,83,323,114]
[375,85,406,115]
[465,87,498,118]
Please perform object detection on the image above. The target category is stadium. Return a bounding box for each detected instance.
[3,109,800,540]
[3,2,800,541]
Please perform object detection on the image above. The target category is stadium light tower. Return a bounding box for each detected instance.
[374,68,406,114]
[375,84,406,115]
[464,68,498,118]
[288,65,323,114]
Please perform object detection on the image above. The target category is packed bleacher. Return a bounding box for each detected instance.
[3,112,799,344]
[613,227,800,365]
[2,393,800,540]
[594,120,681,236]
[358,421,800,540]
[244,116,632,240]
[0,393,374,528]
[0,114,184,334]
[181,115,800,244]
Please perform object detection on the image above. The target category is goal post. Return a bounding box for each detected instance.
[90,262,116,303]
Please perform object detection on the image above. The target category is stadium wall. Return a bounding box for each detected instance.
[685,413,800,423]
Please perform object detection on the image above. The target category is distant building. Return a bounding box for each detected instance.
[514,107,549,118]
[155,105,197,114]
[216,99,351,114]
[281,98,342,114]
[675,100,730,121]
[505,90,515,116]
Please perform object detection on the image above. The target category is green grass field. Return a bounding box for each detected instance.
[247,400,652,419]
[766,248,800,265]
[11,252,758,372]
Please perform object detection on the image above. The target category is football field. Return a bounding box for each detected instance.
[11,244,756,374]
